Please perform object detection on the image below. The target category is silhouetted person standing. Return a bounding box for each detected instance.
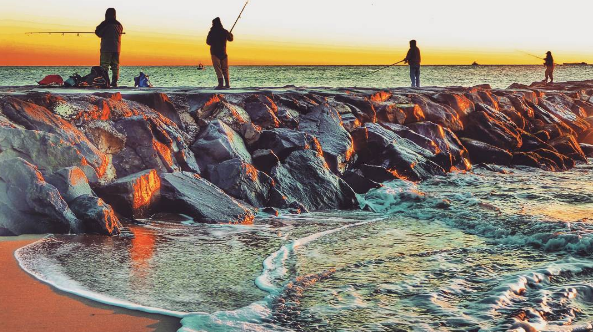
[95,8,123,87]
[207,17,234,90]
[544,51,554,84]
[404,40,421,88]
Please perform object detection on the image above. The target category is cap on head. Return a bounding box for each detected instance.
[105,8,116,20]
[212,17,222,27]
[410,40,417,47]
[546,51,552,55]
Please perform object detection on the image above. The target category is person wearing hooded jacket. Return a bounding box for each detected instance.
[207,17,234,89]
[404,40,421,88]
[544,51,554,84]
[95,8,124,87]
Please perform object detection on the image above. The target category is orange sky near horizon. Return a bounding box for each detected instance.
[2,0,593,66]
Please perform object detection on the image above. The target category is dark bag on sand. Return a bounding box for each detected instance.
[64,74,82,87]
[80,66,110,88]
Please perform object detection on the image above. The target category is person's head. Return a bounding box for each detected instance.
[105,8,116,20]
[212,17,223,28]
[546,51,552,56]
[410,40,417,48]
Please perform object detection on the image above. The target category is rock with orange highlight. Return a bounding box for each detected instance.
[0,157,82,235]
[123,92,184,130]
[462,103,523,151]
[208,159,273,207]
[191,120,252,173]
[549,135,587,162]
[299,103,354,174]
[255,128,321,161]
[460,138,513,166]
[407,122,471,171]
[242,94,281,129]
[160,172,255,224]
[95,169,161,219]
[409,95,463,132]
[194,98,251,134]
[580,143,593,157]
[0,97,112,182]
[68,195,121,235]
[334,95,376,123]
[271,150,357,211]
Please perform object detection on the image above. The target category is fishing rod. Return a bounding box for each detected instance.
[230,0,249,33]
[25,31,126,36]
[365,59,406,77]
[517,50,543,60]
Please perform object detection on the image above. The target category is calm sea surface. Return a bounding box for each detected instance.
[1,65,593,89]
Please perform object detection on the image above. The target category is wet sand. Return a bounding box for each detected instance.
[0,236,182,332]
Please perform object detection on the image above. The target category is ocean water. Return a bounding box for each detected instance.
[1,65,593,89]
[16,161,593,331]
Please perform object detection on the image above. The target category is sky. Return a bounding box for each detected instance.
[1,0,593,66]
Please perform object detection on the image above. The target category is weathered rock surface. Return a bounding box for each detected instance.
[191,120,252,173]
[0,158,82,235]
[208,159,273,207]
[95,169,161,219]
[159,172,255,223]
[460,138,513,166]
[271,150,357,211]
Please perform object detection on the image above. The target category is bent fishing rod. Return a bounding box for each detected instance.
[365,59,406,77]
[230,0,249,33]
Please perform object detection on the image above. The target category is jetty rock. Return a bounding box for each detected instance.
[0,80,592,235]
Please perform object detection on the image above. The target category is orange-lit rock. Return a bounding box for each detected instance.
[208,159,273,207]
[95,169,161,219]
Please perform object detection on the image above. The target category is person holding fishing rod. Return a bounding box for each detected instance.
[95,8,124,87]
[543,51,555,84]
[207,17,234,90]
[404,40,421,88]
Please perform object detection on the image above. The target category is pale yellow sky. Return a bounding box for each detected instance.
[1,0,592,65]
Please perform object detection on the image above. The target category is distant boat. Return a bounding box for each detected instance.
[472,61,480,66]
[563,62,588,66]
[197,63,205,70]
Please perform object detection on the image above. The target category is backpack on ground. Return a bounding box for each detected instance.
[134,72,153,88]
[64,74,82,87]
[80,66,110,88]
[38,75,64,86]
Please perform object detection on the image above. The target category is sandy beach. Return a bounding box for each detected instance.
[0,236,181,332]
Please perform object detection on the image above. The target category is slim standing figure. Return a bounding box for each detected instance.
[95,8,124,87]
[404,40,421,88]
[544,51,554,84]
[207,17,234,89]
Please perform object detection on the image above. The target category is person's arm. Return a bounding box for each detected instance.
[206,30,212,46]
[95,21,106,37]
[227,31,234,42]
[115,22,124,35]
[404,49,412,63]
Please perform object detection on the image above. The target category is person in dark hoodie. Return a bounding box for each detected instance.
[95,8,124,87]
[207,17,234,89]
[404,40,421,88]
[543,51,554,84]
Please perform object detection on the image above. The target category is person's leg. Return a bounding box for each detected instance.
[415,66,421,88]
[100,53,111,74]
[409,66,415,87]
[222,57,230,88]
[549,67,554,83]
[211,55,224,89]
[110,52,120,87]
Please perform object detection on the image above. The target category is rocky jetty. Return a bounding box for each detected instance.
[0,80,592,235]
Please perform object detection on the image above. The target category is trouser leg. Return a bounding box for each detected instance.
[211,55,223,79]
[415,67,421,87]
[222,57,230,88]
[110,52,120,85]
[409,67,415,87]
[100,53,111,73]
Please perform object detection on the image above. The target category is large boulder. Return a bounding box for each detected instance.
[95,169,161,219]
[255,128,322,161]
[580,143,593,157]
[460,138,513,166]
[352,123,446,181]
[0,127,97,179]
[0,97,111,181]
[242,94,281,129]
[68,195,122,235]
[406,121,472,171]
[45,167,94,203]
[298,103,354,174]
[191,120,252,172]
[122,92,184,130]
[271,150,357,211]
[431,92,475,119]
[159,172,255,224]
[462,103,522,151]
[537,98,590,135]
[112,116,199,177]
[409,95,463,131]
[193,97,251,133]
[0,158,82,235]
[549,135,587,162]
[334,95,377,123]
[208,159,273,207]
